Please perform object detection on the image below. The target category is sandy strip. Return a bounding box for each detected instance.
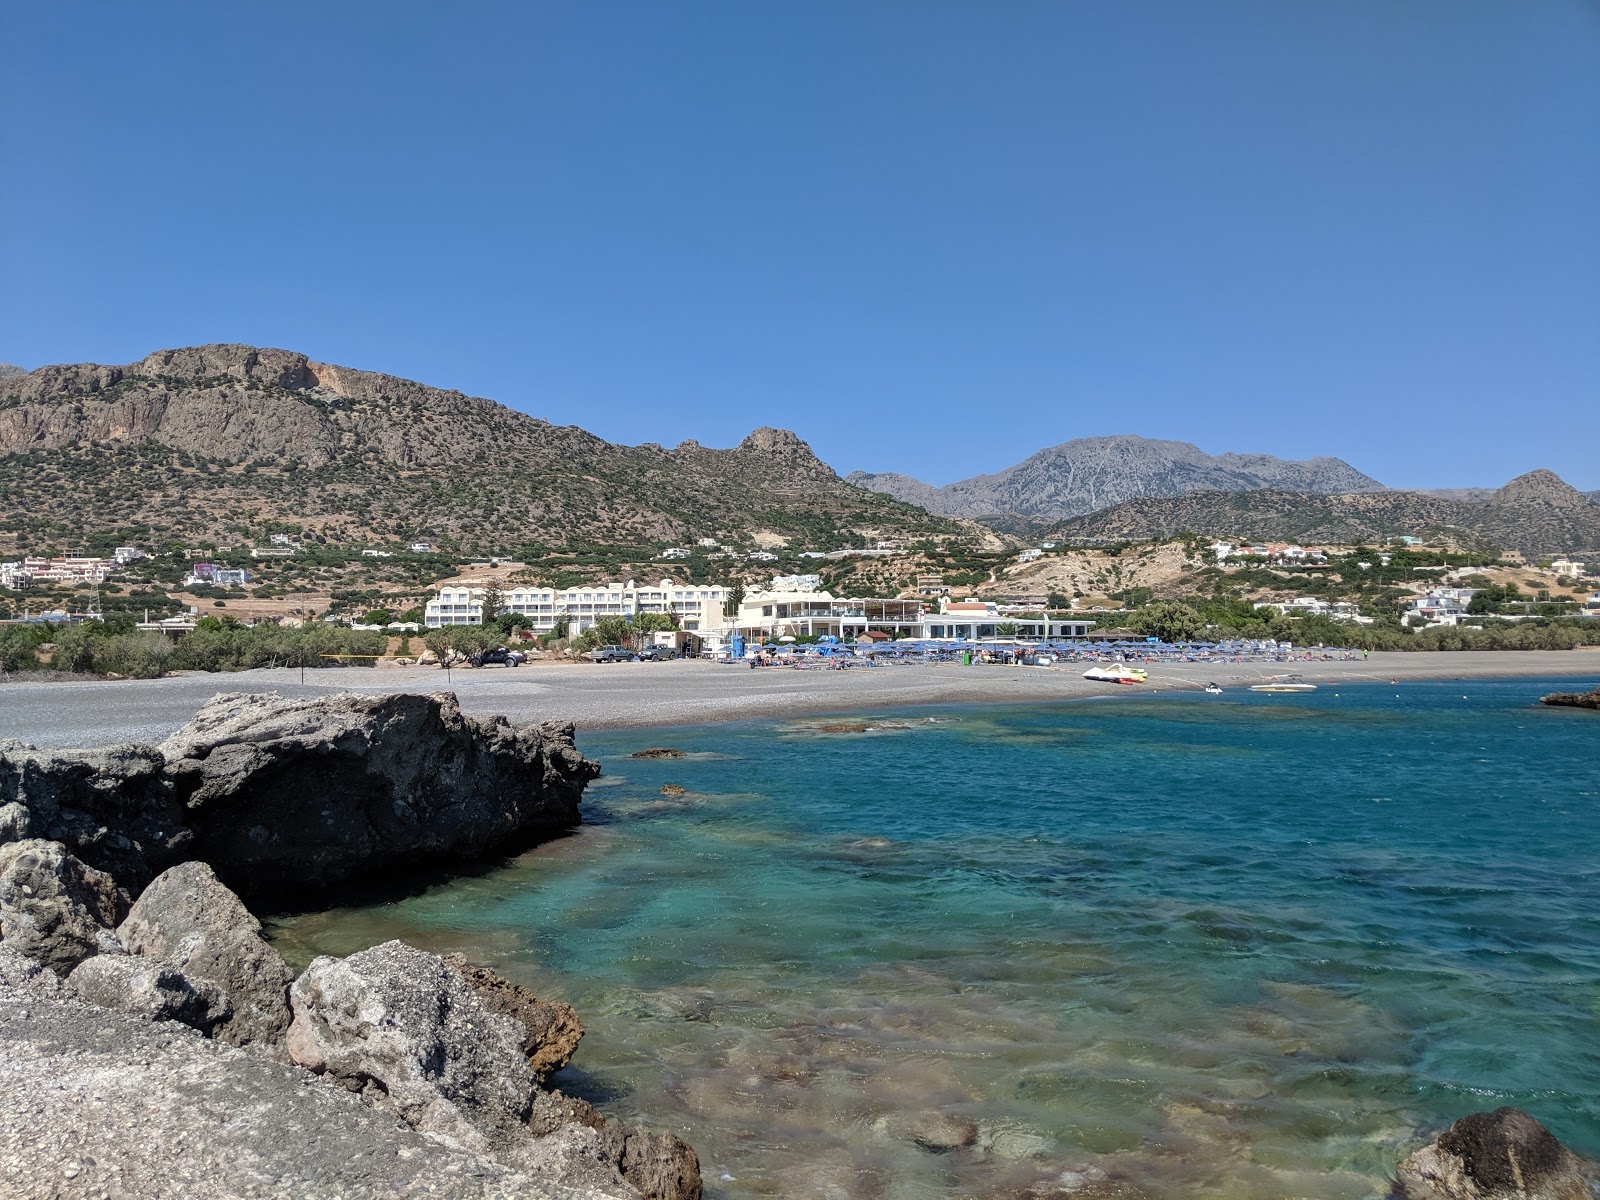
[1,650,1596,748]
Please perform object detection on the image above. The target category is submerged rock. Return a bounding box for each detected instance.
[631,748,686,759]
[118,861,293,1053]
[443,953,585,1078]
[158,691,599,895]
[1395,1107,1593,1200]
[0,839,126,975]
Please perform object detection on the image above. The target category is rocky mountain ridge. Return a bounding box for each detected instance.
[848,434,1386,527]
[0,345,973,550]
[1041,469,1600,556]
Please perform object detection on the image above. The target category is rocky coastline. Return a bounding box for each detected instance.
[2,688,1593,1198]
[0,690,697,1200]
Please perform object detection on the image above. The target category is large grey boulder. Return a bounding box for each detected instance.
[65,954,230,1033]
[1396,1107,1594,1199]
[286,940,537,1154]
[0,839,125,975]
[444,952,585,1078]
[118,860,293,1052]
[0,987,633,1199]
[0,740,189,890]
[158,692,599,895]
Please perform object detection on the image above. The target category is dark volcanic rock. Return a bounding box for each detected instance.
[0,839,126,974]
[157,691,598,895]
[630,748,686,759]
[443,953,585,1077]
[0,987,629,1199]
[1540,687,1600,711]
[118,860,293,1052]
[1395,1107,1593,1199]
[0,740,189,890]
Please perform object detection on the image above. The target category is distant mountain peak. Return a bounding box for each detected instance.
[850,434,1385,525]
[0,363,27,380]
[1493,469,1587,508]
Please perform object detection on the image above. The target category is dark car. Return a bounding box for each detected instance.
[588,645,636,664]
[472,647,524,667]
[634,646,674,661]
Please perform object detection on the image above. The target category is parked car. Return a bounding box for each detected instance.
[473,647,525,667]
[634,646,674,661]
[588,645,636,663]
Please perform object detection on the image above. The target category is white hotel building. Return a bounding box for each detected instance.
[424,578,729,638]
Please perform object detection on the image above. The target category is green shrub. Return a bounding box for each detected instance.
[94,632,173,678]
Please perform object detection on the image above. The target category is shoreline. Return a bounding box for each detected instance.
[1,649,1596,748]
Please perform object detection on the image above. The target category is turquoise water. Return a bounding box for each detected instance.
[270,677,1600,1199]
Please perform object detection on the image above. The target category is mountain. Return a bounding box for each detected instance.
[847,435,1385,528]
[1039,469,1600,557]
[0,344,977,551]
[0,364,26,381]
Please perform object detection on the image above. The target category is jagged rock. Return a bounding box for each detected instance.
[0,839,126,975]
[0,946,61,996]
[65,954,230,1033]
[118,861,293,1052]
[528,1088,607,1135]
[443,953,585,1077]
[0,987,633,1199]
[158,692,598,895]
[287,940,536,1153]
[1395,1107,1593,1199]
[0,740,189,890]
[0,803,30,841]
[1541,687,1600,712]
[611,1127,702,1200]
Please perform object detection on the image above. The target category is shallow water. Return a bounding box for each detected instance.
[269,677,1600,1199]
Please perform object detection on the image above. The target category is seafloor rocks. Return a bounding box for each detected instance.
[65,953,231,1034]
[0,740,189,890]
[443,952,585,1077]
[1395,1107,1593,1200]
[0,839,126,975]
[158,691,599,894]
[0,985,633,1199]
[118,860,293,1052]
[287,939,537,1153]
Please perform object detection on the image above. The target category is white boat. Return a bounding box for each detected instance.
[1249,674,1317,693]
[1084,664,1147,685]
[1204,683,1224,695]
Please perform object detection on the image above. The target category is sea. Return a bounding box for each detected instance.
[268,675,1600,1199]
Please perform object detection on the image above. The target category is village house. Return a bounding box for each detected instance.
[1404,587,1478,627]
[1551,558,1586,580]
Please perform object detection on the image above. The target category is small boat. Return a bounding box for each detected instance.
[1204,683,1224,695]
[1250,674,1317,694]
[1084,664,1147,685]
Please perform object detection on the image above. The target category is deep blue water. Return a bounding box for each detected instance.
[271,676,1600,1199]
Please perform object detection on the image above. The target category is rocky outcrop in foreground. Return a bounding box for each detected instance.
[1395,1107,1594,1199]
[1,690,599,899]
[1540,687,1600,711]
[0,692,700,1199]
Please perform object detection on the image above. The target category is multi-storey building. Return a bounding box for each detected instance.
[424,578,729,637]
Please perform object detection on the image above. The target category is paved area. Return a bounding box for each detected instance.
[1,651,1595,748]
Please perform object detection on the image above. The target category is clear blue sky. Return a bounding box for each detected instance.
[3,2,1596,490]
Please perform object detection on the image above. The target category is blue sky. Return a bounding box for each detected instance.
[3,2,1596,490]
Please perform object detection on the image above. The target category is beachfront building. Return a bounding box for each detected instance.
[923,599,1092,641]
[733,587,924,642]
[1405,587,1477,627]
[424,578,729,638]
